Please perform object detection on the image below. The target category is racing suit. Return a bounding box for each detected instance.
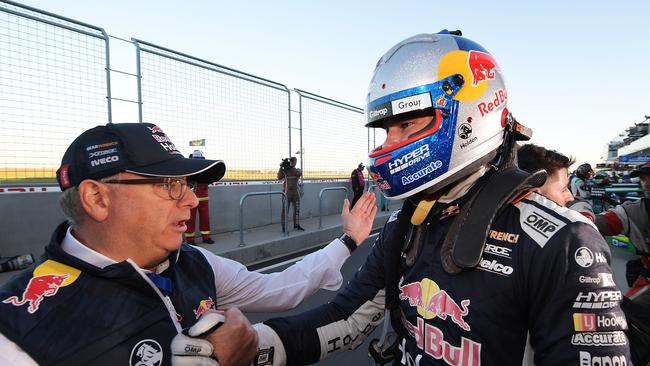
[278,166,302,229]
[0,222,353,365]
[184,182,212,243]
[262,192,631,365]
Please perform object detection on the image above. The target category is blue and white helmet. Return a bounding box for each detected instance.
[366,30,510,200]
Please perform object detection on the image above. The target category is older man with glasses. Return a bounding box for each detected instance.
[0,123,377,366]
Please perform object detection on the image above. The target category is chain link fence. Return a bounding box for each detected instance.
[0,1,385,185]
[134,39,291,181]
[0,0,110,184]
[296,90,370,179]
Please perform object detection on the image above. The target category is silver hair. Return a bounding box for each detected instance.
[58,174,120,227]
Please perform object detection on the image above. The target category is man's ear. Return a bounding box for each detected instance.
[78,180,110,222]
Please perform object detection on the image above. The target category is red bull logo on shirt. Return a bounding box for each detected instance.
[2,260,80,314]
[399,277,471,331]
[193,297,215,319]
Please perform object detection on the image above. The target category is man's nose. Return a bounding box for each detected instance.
[382,127,404,149]
[180,187,199,208]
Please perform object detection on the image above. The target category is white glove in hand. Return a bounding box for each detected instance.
[171,312,225,366]
[252,323,287,366]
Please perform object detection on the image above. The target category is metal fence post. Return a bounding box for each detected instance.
[318,187,349,229]
[239,191,288,247]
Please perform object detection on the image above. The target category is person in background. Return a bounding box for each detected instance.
[0,123,378,365]
[278,156,304,231]
[350,163,366,208]
[570,162,595,199]
[517,143,575,206]
[379,191,389,212]
[570,161,650,366]
[184,150,214,244]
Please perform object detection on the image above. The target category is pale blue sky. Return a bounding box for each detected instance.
[20,0,650,167]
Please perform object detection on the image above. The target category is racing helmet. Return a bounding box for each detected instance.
[190,150,205,159]
[593,171,609,185]
[575,163,594,180]
[366,30,509,200]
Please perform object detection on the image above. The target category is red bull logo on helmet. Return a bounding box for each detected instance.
[467,51,497,86]
[399,277,471,331]
[438,50,500,103]
[2,260,80,314]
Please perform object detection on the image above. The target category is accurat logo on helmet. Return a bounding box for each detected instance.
[401,160,443,185]
[477,89,507,116]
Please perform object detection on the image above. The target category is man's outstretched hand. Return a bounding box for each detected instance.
[341,192,378,247]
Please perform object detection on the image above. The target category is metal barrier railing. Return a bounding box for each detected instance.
[239,191,288,247]
[318,187,349,229]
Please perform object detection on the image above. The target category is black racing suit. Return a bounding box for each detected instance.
[264,192,631,365]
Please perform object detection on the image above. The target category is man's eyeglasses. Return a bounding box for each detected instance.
[102,177,197,200]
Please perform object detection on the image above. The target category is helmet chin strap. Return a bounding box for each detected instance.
[410,165,490,225]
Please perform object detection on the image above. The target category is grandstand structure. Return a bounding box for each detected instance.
[599,116,650,170]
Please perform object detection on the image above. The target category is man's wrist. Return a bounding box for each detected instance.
[339,234,357,254]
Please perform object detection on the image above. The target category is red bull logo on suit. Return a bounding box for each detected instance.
[399,277,471,331]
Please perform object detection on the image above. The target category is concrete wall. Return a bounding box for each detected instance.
[0,181,393,258]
